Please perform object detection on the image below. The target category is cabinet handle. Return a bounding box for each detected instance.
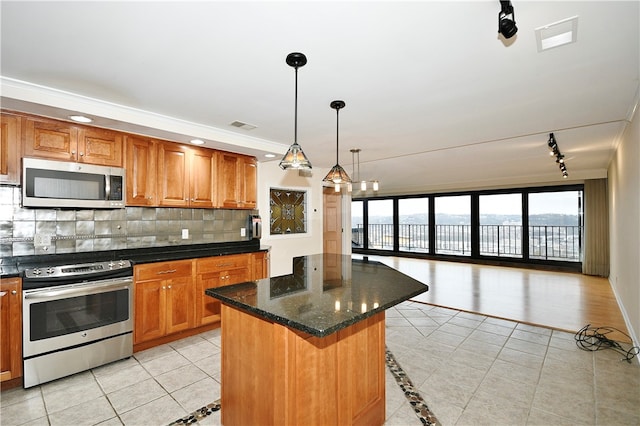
[79,152,84,157]
[162,286,166,290]
[0,291,6,297]
[72,150,76,155]
[168,285,172,289]
[11,290,17,295]
[157,269,177,275]
[217,263,233,267]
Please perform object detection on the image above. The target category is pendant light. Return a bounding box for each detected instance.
[323,100,351,192]
[350,148,379,193]
[280,52,312,170]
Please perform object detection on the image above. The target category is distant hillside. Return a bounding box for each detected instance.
[355,213,579,226]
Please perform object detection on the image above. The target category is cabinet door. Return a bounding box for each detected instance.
[217,152,241,208]
[77,127,123,166]
[190,147,216,208]
[252,251,269,280]
[195,271,224,326]
[134,280,166,344]
[126,136,157,206]
[24,117,79,161]
[240,155,257,209]
[165,274,194,334]
[0,114,21,185]
[0,278,22,382]
[157,142,190,207]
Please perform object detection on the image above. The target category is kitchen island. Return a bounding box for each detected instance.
[205,254,428,426]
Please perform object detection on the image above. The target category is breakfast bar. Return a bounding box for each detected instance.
[205,254,428,426]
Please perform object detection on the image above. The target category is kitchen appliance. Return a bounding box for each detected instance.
[21,260,133,388]
[22,157,125,209]
[249,214,262,239]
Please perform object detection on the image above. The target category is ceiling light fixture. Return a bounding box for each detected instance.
[548,133,569,179]
[350,148,379,193]
[323,100,351,192]
[279,52,312,170]
[498,1,518,39]
[190,139,205,145]
[68,115,93,123]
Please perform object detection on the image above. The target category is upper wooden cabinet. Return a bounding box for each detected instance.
[23,116,123,166]
[217,152,257,209]
[1,278,22,383]
[126,136,157,206]
[156,142,217,208]
[0,113,21,185]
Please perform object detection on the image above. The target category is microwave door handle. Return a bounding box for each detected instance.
[24,279,133,301]
[105,174,111,200]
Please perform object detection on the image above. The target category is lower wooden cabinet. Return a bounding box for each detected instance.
[133,260,194,345]
[134,252,267,349]
[1,278,22,384]
[195,254,251,326]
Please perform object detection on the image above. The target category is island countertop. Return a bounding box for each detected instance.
[205,253,428,337]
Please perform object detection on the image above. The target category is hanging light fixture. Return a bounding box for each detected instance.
[323,100,351,192]
[498,0,518,39]
[350,148,380,193]
[280,52,312,170]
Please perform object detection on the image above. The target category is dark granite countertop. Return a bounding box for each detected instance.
[1,240,268,277]
[205,254,429,338]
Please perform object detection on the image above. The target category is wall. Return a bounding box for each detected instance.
[0,185,255,258]
[608,105,640,345]
[257,161,327,277]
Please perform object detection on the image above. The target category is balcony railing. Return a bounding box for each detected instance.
[352,224,581,262]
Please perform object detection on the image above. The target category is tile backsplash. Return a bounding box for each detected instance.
[0,186,256,258]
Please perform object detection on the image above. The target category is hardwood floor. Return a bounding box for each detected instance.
[357,255,631,343]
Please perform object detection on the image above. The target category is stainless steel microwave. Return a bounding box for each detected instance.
[22,157,126,209]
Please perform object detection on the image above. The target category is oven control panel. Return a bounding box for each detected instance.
[24,260,132,279]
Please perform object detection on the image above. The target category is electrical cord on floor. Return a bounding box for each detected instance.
[575,324,640,363]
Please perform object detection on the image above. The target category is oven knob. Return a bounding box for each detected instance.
[32,268,42,275]
[47,268,55,274]
[108,262,115,268]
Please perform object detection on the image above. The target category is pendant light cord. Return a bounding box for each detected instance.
[294,66,298,144]
[335,108,339,164]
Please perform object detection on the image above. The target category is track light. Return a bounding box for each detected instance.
[547,133,568,179]
[498,1,518,39]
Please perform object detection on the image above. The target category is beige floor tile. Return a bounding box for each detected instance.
[118,394,187,426]
[138,350,190,376]
[41,377,103,414]
[106,378,167,415]
[0,394,47,426]
[174,339,219,363]
[456,392,530,426]
[95,363,152,394]
[48,396,115,426]
[155,364,208,393]
[171,377,220,413]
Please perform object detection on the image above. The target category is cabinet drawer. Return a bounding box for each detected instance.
[196,254,249,274]
[135,260,193,281]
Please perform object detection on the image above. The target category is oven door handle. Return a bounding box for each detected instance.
[23,279,132,301]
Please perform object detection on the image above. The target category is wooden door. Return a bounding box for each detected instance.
[323,188,342,255]
[0,114,21,184]
[190,147,216,208]
[195,271,224,326]
[0,278,22,382]
[134,280,166,344]
[77,127,123,166]
[24,117,79,161]
[126,136,157,206]
[157,142,190,207]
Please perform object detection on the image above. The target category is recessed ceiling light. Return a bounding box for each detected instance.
[190,139,205,145]
[535,16,579,52]
[69,115,93,123]
[230,120,257,130]
[265,153,276,158]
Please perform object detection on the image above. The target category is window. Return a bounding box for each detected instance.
[398,197,429,253]
[367,199,394,250]
[269,188,307,234]
[479,193,522,258]
[351,200,364,248]
[435,195,470,256]
[528,191,582,261]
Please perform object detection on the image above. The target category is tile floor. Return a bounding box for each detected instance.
[2,301,639,425]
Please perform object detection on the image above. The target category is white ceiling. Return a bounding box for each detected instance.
[1,1,638,196]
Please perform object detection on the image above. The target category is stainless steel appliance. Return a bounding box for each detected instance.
[22,260,133,388]
[249,214,262,239]
[22,157,125,209]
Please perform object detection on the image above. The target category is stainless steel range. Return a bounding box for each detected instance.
[22,260,133,388]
